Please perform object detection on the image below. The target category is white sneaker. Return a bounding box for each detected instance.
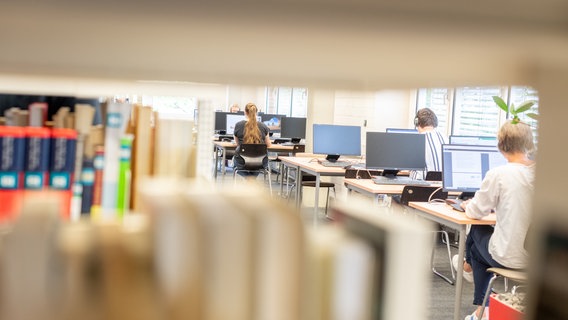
[464,308,489,320]
[452,254,474,283]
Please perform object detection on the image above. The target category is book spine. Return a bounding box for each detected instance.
[101,102,132,220]
[90,146,104,220]
[49,128,77,219]
[23,127,51,190]
[0,126,26,222]
[116,135,133,219]
[80,157,95,216]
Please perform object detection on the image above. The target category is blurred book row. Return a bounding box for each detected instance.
[0,100,196,224]
[0,179,432,320]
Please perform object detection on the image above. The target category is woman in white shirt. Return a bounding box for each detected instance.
[460,120,535,320]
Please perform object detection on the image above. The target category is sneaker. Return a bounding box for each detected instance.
[452,254,474,283]
[464,308,489,320]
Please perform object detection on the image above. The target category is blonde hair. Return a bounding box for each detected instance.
[244,103,262,144]
[497,121,535,155]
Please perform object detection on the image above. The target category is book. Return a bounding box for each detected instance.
[0,126,26,222]
[49,128,77,219]
[153,116,194,178]
[131,105,153,212]
[116,134,133,219]
[70,103,95,221]
[23,126,51,190]
[90,146,104,220]
[101,101,132,220]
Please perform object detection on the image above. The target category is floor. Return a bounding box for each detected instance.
[214,164,488,320]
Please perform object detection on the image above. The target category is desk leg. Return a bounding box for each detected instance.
[295,167,302,209]
[214,146,220,179]
[453,226,467,320]
[221,148,227,175]
[313,174,320,227]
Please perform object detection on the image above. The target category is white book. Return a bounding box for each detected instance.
[101,101,132,220]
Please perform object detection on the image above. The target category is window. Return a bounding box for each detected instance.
[265,87,308,117]
[416,85,539,144]
[416,88,451,136]
[141,95,197,120]
[452,86,507,137]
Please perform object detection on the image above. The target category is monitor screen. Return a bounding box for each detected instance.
[385,128,418,134]
[225,114,262,135]
[449,135,497,146]
[441,144,508,194]
[261,113,286,132]
[313,124,361,161]
[280,117,307,139]
[365,132,426,171]
[214,111,230,131]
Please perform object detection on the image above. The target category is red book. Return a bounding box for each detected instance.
[0,126,26,223]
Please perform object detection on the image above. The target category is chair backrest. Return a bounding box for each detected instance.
[399,186,448,205]
[239,144,268,170]
[425,171,442,181]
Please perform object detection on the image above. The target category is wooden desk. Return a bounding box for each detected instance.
[278,156,358,226]
[408,202,496,320]
[212,141,303,178]
[343,178,406,204]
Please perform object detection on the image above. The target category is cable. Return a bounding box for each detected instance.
[427,186,444,203]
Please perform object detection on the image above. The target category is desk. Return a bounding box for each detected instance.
[343,178,406,204]
[279,156,355,226]
[408,202,496,320]
[212,141,302,178]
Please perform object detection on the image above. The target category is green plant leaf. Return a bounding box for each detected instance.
[511,117,520,124]
[526,113,539,120]
[510,103,516,115]
[515,101,536,114]
[492,96,509,113]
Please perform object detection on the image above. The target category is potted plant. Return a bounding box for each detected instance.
[492,96,538,124]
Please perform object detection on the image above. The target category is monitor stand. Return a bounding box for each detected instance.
[325,154,340,162]
[459,192,476,200]
[381,170,400,179]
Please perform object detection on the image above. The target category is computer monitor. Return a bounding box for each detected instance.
[214,111,230,132]
[261,113,286,133]
[365,132,426,176]
[313,124,361,162]
[441,144,508,198]
[385,128,418,134]
[449,135,497,146]
[280,117,307,140]
[225,114,262,135]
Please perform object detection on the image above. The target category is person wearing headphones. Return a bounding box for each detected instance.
[410,108,448,180]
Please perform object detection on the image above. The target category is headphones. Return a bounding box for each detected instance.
[414,115,419,127]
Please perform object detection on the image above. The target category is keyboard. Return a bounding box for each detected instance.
[445,199,465,212]
[372,176,431,186]
[318,160,352,168]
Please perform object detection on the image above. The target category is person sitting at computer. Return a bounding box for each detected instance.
[233,102,272,176]
[410,107,447,180]
[230,103,241,113]
[457,120,535,320]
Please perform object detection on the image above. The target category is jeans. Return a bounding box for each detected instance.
[467,225,505,306]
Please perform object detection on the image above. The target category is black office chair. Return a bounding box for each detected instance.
[233,144,272,194]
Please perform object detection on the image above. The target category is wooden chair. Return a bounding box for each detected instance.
[478,267,527,319]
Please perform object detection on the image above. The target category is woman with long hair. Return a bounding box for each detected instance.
[232,103,272,175]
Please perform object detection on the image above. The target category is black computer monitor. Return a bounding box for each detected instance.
[214,111,230,132]
[280,117,307,140]
[313,124,361,162]
[449,135,497,146]
[365,132,426,177]
[261,113,286,133]
[385,128,418,134]
[441,144,507,199]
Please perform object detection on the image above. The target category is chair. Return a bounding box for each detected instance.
[291,175,336,216]
[233,144,272,194]
[478,267,527,319]
[396,185,455,284]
